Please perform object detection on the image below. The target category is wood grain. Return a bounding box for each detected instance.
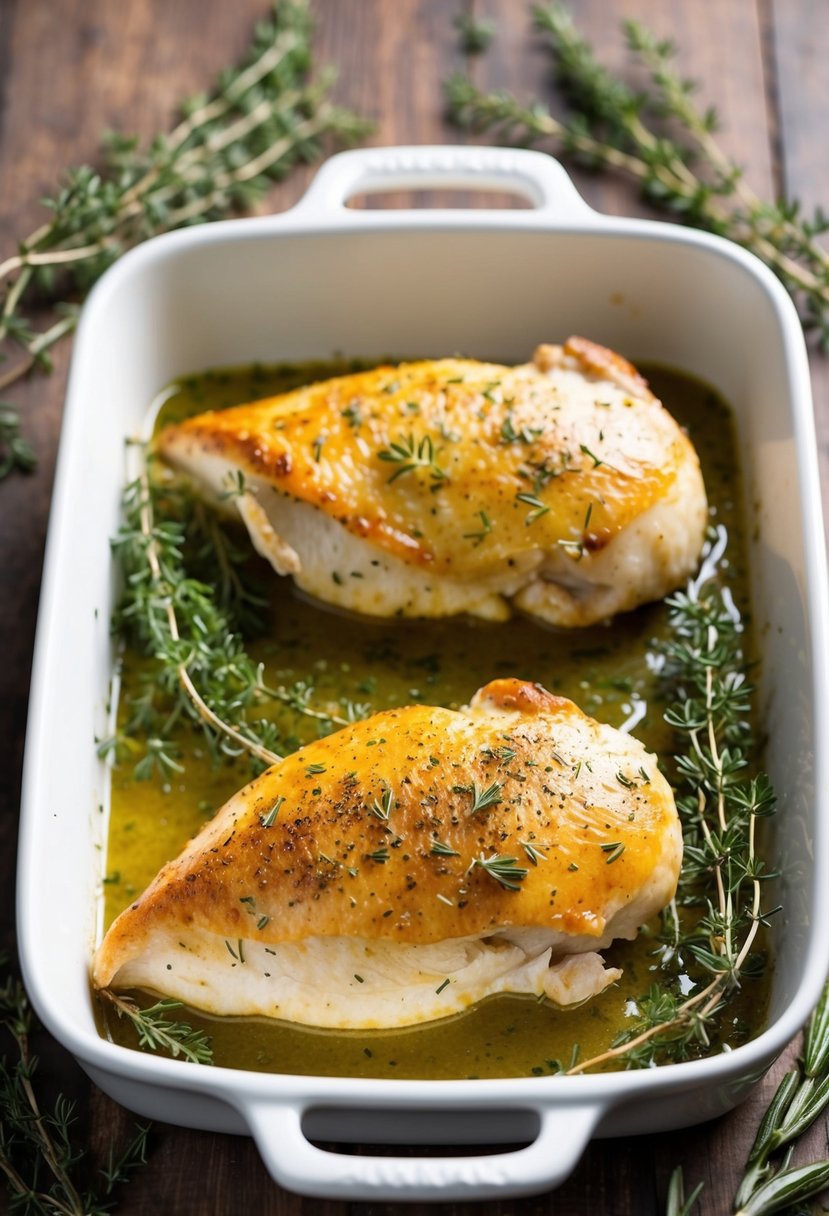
[0,1,826,1213]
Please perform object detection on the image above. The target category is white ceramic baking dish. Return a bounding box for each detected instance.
[17,145,829,1202]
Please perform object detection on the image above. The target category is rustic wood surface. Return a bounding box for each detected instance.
[1,1,828,1212]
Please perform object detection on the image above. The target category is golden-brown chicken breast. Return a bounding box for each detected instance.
[93,679,682,1029]
[157,337,707,627]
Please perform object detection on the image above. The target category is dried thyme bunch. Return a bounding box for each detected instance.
[0,0,370,479]
[446,4,829,347]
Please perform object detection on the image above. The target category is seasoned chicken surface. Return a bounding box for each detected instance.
[158,337,707,627]
[93,679,682,1029]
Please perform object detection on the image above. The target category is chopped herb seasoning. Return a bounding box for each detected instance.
[430,838,461,857]
[260,796,284,828]
[469,781,504,813]
[472,853,528,891]
[520,840,547,865]
[580,443,603,468]
[463,509,492,546]
[515,491,550,524]
[370,787,395,822]
[501,413,542,444]
[377,433,446,484]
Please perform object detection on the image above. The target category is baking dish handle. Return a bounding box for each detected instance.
[244,1099,600,1201]
[290,144,596,221]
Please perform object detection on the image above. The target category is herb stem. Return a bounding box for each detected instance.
[136,454,281,769]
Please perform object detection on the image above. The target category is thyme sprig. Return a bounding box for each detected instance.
[471,853,528,891]
[445,4,829,347]
[568,526,775,1074]
[377,433,447,485]
[0,0,371,477]
[0,962,150,1213]
[99,992,213,1067]
[103,449,354,777]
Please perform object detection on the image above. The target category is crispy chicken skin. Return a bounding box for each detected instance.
[157,337,708,627]
[93,679,682,1029]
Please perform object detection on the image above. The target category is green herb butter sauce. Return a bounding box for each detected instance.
[96,359,769,1078]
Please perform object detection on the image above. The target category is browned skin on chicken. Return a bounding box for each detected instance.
[157,337,707,626]
[94,679,682,992]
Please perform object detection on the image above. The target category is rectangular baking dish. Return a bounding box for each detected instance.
[17,145,829,1202]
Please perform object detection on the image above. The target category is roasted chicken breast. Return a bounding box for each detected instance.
[93,679,682,1029]
[157,337,707,627]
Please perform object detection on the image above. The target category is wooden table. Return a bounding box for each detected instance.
[1,2,827,1212]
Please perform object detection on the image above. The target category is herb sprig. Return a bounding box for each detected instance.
[99,991,213,1067]
[568,526,775,1074]
[0,961,150,1213]
[0,0,371,478]
[667,980,829,1216]
[102,449,356,777]
[377,432,447,485]
[472,853,528,891]
[445,4,829,348]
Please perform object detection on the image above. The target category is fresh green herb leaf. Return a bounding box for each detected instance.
[472,853,528,891]
[469,781,503,813]
[378,432,446,484]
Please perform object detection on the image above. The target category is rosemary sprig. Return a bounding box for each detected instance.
[0,0,371,477]
[99,991,213,1066]
[665,1166,704,1216]
[445,4,829,348]
[0,960,150,1213]
[568,526,775,1074]
[667,980,829,1216]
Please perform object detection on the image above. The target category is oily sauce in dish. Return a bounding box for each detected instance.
[97,359,767,1078]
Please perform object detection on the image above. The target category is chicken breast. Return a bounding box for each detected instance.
[93,679,682,1029]
[157,337,707,627]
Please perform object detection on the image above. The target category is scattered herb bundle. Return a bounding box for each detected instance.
[0,961,149,1214]
[0,0,371,480]
[445,4,829,349]
[565,526,775,1076]
[101,450,357,779]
